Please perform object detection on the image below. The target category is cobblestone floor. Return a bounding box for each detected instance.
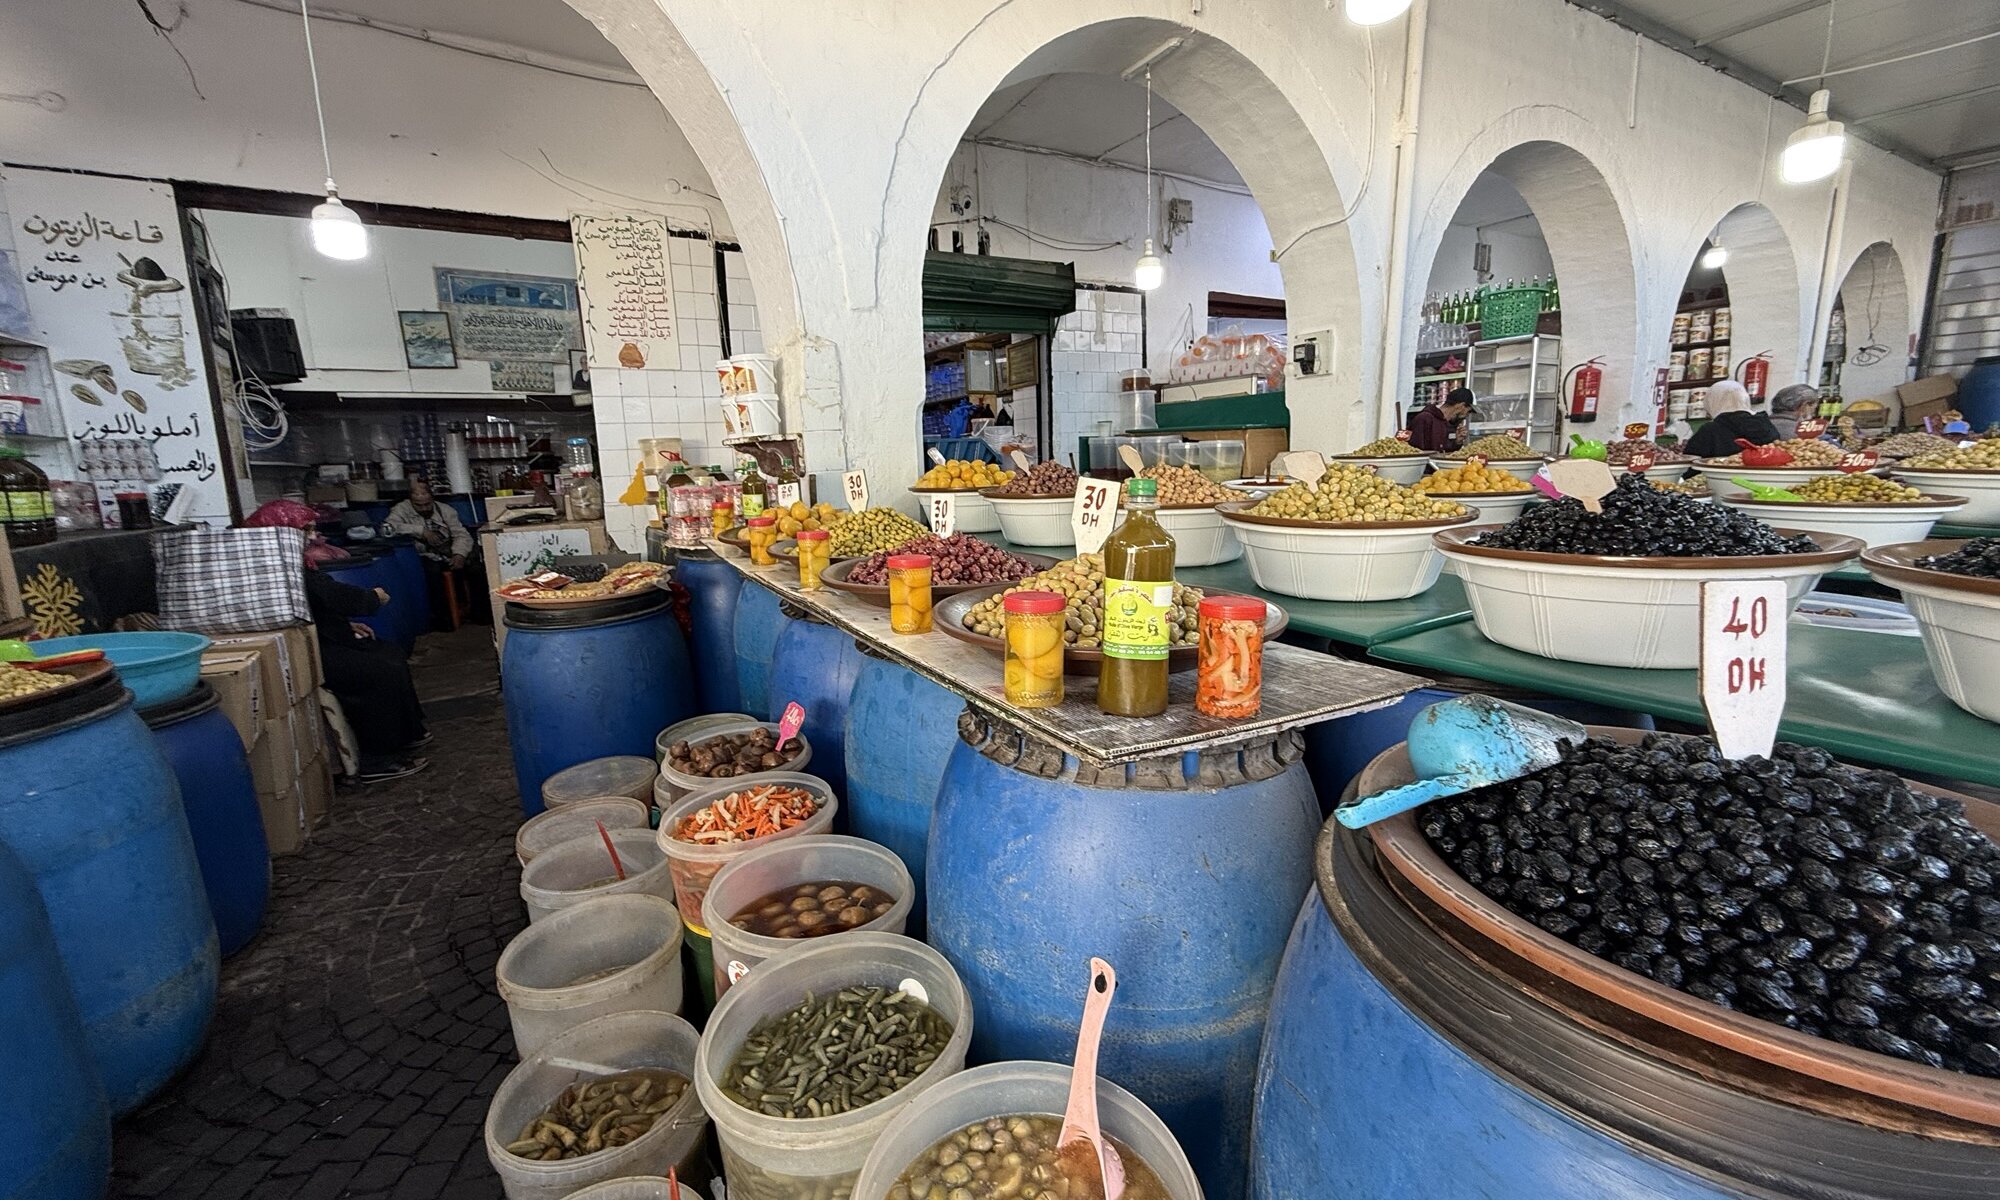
[113,636,523,1199]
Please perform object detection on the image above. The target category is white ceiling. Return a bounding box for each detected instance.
[305,0,632,68]
[1574,0,2000,167]
[966,74,1244,188]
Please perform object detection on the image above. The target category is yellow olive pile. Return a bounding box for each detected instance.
[1903,441,2000,471]
[1126,465,1251,506]
[827,507,930,557]
[961,553,1204,649]
[1345,437,1423,457]
[1247,465,1468,522]
[1651,477,1710,498]
[1785,474,1928,503]
[1445,434,1541,460]
[915,459,1013,489]
[771,501,843,538]
[1413,461,1532,494]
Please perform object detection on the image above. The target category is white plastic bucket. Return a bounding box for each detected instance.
[850,1061,1201,1200]
[701,835,915,999]
[653,718,814,808]
[693,934,972,1200]
[516,797,653,867]
[655,772,838,930]
[520,829,677,923]
[483,1010,708,1200]
[495,894,686,1056]
[720,394,782,439]
[561,1179,707,1200]
[543,757,659,809]
[719,354,780,397]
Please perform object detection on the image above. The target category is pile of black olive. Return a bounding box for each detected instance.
[1917,537,2000,580]
[1419,733,2000,1076]
[1472,474,1819,557]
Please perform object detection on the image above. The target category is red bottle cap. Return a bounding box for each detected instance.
[1003,590,1065,615]
[747,516,777,527]
[796,529,830,541]
[1199,594,1267,622]
[885,554,932,569]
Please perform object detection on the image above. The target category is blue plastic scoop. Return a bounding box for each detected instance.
[1335,695,1586,829]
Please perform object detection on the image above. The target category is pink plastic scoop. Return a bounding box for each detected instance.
[1057,957,1126,1200]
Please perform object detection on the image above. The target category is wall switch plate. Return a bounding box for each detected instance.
[1291,330,1331,377]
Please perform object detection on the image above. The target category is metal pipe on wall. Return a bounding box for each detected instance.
[1805,161,1852,384]
[1374,0,1432,439]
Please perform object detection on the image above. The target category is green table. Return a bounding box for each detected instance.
[1933,523,1999,540]
[1367,621,2000,787]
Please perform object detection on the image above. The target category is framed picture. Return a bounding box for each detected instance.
[399,310,456,369]
[570,348,590,393]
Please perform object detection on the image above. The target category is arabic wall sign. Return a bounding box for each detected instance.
[433,267,581,363]
[1,166,231,526]
[570,212,681,372]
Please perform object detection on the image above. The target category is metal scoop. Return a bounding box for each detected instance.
[1335,694,1586,828]
[1057,957,1125,1200]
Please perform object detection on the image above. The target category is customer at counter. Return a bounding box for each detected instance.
[1406,388,1475,452]
[1684,380,1781,459]
[1769,383,1819,441]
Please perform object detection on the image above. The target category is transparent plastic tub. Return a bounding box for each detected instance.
[562,1179,707,1200]
[516,797,653,866]
[701,835,916,998]
[693,934,972,1200]
[520,829,677,923]
[655,773,839,930]
[483,1010,708,1200]
[655,713,757,765]
[544,757,660,809]
[496,894,686,1056]
[851,1061,1201,1200]
[1200,439,1246,482]
[654,719,814,808]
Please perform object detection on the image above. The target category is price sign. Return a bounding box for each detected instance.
[1395,429,1413,442]
[1507,427,1528,441]
[1116,444,1147,476]
[1275,450,1327,481]
[927,446,948,466]
[1627,450,1657,474]
[1009,449,1034,473]
[841,470,869,510]
[1466,454,1489,469]
[1623,422,1651,440]
[925,493,957,537]
[1836,451,1879,474]
[1546,458,1617,512]
[1796,416,1829,439]
[1071,477,1117,554]
[1699,581,1788,762]
[773,481,802,508]
[778,701,807,746]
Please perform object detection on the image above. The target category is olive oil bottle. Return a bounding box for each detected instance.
[1098,477,1175,716]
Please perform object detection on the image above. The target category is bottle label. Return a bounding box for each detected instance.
[741,492,766,518]
[1102,578,1174,660]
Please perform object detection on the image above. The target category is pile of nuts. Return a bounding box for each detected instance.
[989,461,1079,497]
[1126,464,1251,506]
[1603,437,1689,465]
[1444,434,1542,461]
[666,726,804,779]
[915,459,1013,489]
[961,553,1205,649]
[1413,461,1532,495]
[1903,441,2000,471]
[846,534,1038,585]
[1784,474,1929,503]
[827,508,931,557]
[1246,464,1469,522]
[1345,437,1424,457]
[1708,438,1846,467]
[1866,432,1959,460]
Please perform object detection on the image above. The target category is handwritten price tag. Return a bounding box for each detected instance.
[1796,416,1829,439]
[1071,478,1117,555]
[1395,429,1413,442]
[1623,422,1651,440]
[1836,451,1879,474]
[1507,427,1529,441]
[841,470,868,510]
[925,493,957,537]
[1627,450,1657,474]
[1700,581,1788,762]
[927,447,947,466]
[1466,454,1489,469]
[777,701,806,746]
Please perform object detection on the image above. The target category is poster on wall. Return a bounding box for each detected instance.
[2,167,231,526]
[570,212,680,371]
[433,266,580,362]
[494,526,593,577]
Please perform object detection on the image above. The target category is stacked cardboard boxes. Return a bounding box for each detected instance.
[198,626,336,855]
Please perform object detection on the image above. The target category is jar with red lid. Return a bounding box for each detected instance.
[1002,590,1065,708]
[796,528,832,591]
[1196,595,1265,718]
[746,515,779,565]
[886,554,933,633]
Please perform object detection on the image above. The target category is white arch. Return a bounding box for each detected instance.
[1834,241,1913,404]
[1661,201,1804,399]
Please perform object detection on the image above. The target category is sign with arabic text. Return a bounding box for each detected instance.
[570,212,681,371]
[433,267,580,363]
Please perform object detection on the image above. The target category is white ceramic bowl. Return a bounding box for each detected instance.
[1688,460,1870,500]
[1412,489,1534,524]
[1558,457,1691,483]
[1863,541,2000,723]
[1224,477,1291,499]
[1216,502,1475,601]
[1435,526,1863,669]
[1113,503,1241,567]
[980,491,1073,547]
[1716,493,1968,549]
[907,487,999,533]
[1330,454,1429,485]
[1429,456,1547,484]
[1887,468,2000,526]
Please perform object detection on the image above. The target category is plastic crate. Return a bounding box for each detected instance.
[1478,287,1550,341]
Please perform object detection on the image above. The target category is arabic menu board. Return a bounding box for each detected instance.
[433,267,581,365]
[1,166,231,525]
[569,212,680,371]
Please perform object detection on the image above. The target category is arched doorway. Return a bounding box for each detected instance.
[1659,203,1800,430]
[1831,241,1913,406]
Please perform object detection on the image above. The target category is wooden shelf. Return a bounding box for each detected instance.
[1666,378,1730,390]
[1670,338,1731,351]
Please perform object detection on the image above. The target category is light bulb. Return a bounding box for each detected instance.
[1781,89,1845,184]
[1344,0,1413,24]
[1133,240,1164,292]
[310,191,368,260]
[1700,244,1729,270]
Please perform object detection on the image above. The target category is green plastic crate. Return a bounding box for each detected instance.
[1478,287,1550,340]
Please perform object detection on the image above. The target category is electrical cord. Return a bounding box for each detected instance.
[234,375,291,451]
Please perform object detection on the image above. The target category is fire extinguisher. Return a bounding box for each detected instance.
[1563,358,1604,423]
[1737,352,1771,402]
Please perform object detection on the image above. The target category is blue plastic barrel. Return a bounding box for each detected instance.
[1959,355,2000,431]
[141,683,270,958]
[0,840,109,1200]
[929,715,1319,1200]
[733,583,786,718]
[677,553,743,714]
[0,669,219,1116]
[766,614,864,798]
[321,551,410,647]
[843,657,961,934]
[1251,813,1998,1198]
[503,591,695,816]
[386,541,431,641]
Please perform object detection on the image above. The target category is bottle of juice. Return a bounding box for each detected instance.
[1098,477,1175,717]
[740,458,768,519]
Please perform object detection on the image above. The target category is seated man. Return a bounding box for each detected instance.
[383,478,475,626]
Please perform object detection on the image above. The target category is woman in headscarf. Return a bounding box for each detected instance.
[1684,379,1782,459]
[244,500,430,784]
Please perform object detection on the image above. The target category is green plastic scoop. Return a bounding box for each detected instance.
[0,640,105,669]
[1731,477,1804,502]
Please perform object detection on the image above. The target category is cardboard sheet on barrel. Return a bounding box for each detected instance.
[1357,728,2000,1131]
[704,537,1428,768]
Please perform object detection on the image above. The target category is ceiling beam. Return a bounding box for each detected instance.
[1851,81,2000,126]
[1692,1,1828,48]
[1939,142,2000,169]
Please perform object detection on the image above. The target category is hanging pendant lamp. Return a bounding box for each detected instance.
[1133,69,1163,292]
[300,0,368,260]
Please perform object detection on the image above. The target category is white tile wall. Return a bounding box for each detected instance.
[1051,286,1146,465]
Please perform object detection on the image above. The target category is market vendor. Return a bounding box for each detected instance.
[1684,380,1781,459]
[1769,383,1819,440]
[384,477,478,626]
[1406,387,1475,452]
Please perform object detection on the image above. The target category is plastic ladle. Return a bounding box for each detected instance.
[0,640,105,670]
[1057,957,1126,1200]
[1335,694,1586,828]
[1730,477,1805,502]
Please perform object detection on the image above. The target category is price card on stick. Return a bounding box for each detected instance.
[841,470,869,511]
[1837,451,1879,474]
[1699,581,1788,761]
[1072,478,1117,555]
[925,493,957,537]
[1008,449,1034,474]
[1275,450,1327,481]
[926,447,948,466]
[1116,444,1147,476]
[1545,458,1617,512]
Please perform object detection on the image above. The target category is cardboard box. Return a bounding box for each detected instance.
[209,627,318,705]
[292,691,327,767]
[248,714,306,797]
[198,650,265,750]
[299,757,335,829]
[1897,375,1958,426]
[258,778,307,856]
